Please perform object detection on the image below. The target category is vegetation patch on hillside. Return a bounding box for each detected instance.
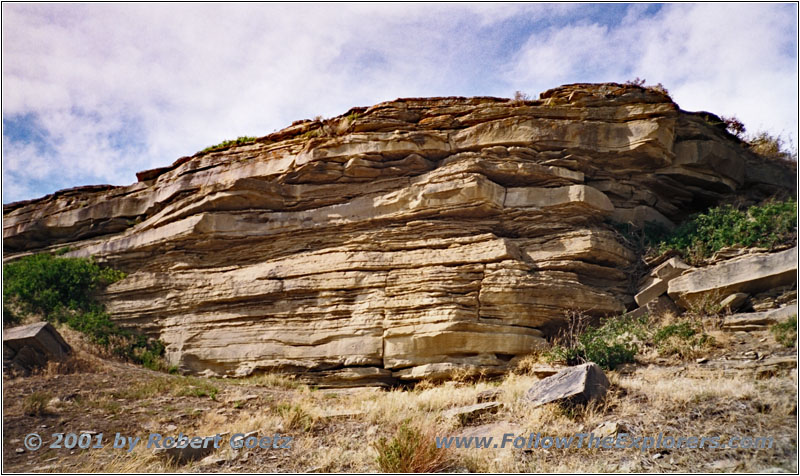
[548,313,646,370]
[547,311,713,370]
[652,199,796,263]
[3,253,165,369]
[200,136,257,154]
[771,315,797,348]
[611,198,797,265]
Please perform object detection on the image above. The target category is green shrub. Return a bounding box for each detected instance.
[548,314,648,370]
[721,116,746,137]
[771,316,797,348]
[653,321,711,359]
[200,136,257,154]
[3,253,122,318]
[549,312,716,367]
[176,377,219,400]
[651,199,796,263]
[512,90,531,103]
[625,78,670,96]
[300,128,321,139]
[3,253,165,369]
[653,322,699,342]
[373,421,452,473]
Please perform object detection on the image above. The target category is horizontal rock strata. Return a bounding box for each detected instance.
[3,83,795,384]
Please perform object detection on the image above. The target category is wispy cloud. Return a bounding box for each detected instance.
[2,3,796,203]
[505,3,798,140]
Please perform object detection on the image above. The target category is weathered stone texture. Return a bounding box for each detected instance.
[668,247,797,309]
[524,362,610,407]
[3,322,71,372]
[3,83,794,384]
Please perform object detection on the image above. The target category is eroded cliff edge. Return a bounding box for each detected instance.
[3,83,795,385]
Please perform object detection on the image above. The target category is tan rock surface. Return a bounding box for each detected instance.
[3,83,794,384]
[668,247,797,309]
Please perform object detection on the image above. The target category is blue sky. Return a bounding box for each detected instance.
[2,3,797,203]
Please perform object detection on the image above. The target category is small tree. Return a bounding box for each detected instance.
[512,90,530,103]
[625,77,647,87]
[721,116,746,138]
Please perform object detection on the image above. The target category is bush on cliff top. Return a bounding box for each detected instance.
[3,253,165,369]
[747,131,798,164]
[200,135,257,154]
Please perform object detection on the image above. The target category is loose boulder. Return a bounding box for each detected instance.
[3,322,71,372]
[524,362,609,407]
[629,294,679,319]
[632,257,689,310]
[475,388,504,403]
[443,402,502,425]
[668,248,797,309]
[719,292,750,312]
[721,304,797,332]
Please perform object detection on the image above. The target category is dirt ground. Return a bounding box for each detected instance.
[2,324,797,473]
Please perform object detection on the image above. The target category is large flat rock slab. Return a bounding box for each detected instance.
[524,362,609,407]
[722,304,797,331]
[668,248,797,309]
[3,322,71,371]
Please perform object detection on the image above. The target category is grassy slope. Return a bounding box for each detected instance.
[2,316,796,473]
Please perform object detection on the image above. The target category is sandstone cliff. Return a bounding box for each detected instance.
[3,83,795,385]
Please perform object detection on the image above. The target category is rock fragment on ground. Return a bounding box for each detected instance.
[443,402,502,424]
[524,362,610,407]
[668,248,797,309]
[3,322,71,373]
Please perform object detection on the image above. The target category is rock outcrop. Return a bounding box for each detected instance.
[3,83,795,385]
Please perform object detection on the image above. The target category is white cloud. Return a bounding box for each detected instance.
[505,3,798,145]
[2,3,797,203]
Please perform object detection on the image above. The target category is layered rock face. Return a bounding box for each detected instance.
[3,83,794,385]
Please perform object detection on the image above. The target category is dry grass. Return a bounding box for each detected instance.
[373,420,454,472]
[69,447,173,473]
[22,391,52,416]
[276,403,318,432]
[448,364,796,473]
[684,288,729,318]
[111,376,219,401]
[10,361,796,473]
[5,305,796,473]
[45,353,103,375]
[231,372,304,390]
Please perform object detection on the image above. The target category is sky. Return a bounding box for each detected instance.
[2,3,798,204]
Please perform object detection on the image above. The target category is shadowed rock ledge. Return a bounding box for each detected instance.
[3,83,795,385]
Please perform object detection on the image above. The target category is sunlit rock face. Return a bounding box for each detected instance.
[4,83,793,385]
